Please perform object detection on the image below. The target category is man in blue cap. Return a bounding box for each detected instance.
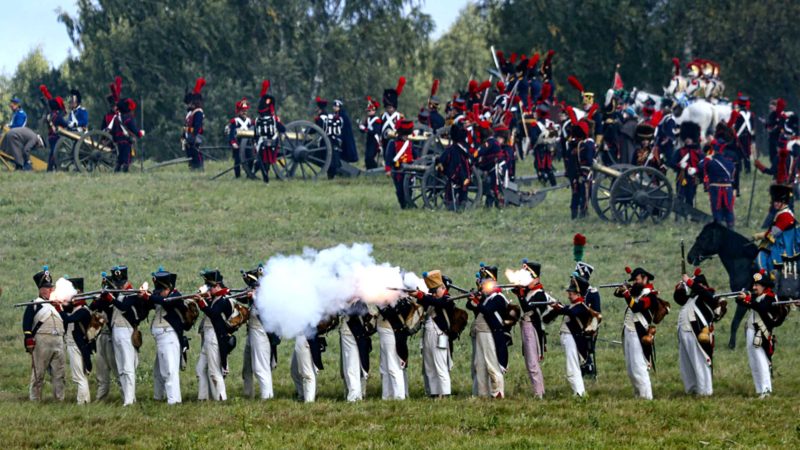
[8,97,27,129]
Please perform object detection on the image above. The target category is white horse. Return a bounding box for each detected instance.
[670,94,732,140]
[629,88,663,112]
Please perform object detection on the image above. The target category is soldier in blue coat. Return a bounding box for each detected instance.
[8,97,27,128]
[111,98,145,172]
[227,98,252,179]
[699,140,737,228]
[39,85,68,171]
[67,89,89,132]
[359,97,383,170]
[149,268,188,404]
[254,81,286,183]
[467,264,510,398]
[435,122,473,211]
[565,112,596,219]
[60,277,94,404]
[475,123,506,207]
[184,78,206,170]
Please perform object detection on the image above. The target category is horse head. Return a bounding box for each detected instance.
[687,222,725,265]
[688,221,759,266]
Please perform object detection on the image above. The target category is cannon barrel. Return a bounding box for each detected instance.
[237,129,255,139]
[592,161,623,178]
[57,127,114,153]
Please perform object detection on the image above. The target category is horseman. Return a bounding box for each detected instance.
[754,185,798,273]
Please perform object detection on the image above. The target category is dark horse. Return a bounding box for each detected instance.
[687,222,759,349]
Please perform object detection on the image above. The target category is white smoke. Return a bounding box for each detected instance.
[254,243,420,338]
[50,277,78,303]
[505,268,534,287]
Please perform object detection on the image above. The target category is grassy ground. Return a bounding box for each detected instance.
[1,160,799,449]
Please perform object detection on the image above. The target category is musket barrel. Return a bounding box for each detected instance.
[236,129,255,139]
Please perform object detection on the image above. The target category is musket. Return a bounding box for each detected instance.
[598,283,625,289]
[13,289,142,307]
[714,291,745,299]
[680,239,687,276]
[73,289,140,301]
[772,299,800,305]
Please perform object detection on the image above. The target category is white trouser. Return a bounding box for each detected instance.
[152,327,182,404]
[66,343,90,405]
[746,327,772,395]
[242,336,253,398]
[378,327,406,400]
[112,326,138,406]
[678,329,712,396]
[560,333,585,397]
[196,327,226,401]
[623,328,652,400]
[246,326,274,400]
[340,329,367,401]
[95,332,116,400]
[290,335,316,402]
[472,331,504,398]
[422,320,451,396]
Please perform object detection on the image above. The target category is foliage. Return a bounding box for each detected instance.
[0,162,798,447]
[484,0,800,114]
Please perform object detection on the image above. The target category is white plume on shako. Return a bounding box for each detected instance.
[254,243,424,339]
[50,277,78,302]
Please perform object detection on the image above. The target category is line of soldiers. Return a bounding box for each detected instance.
[22,235,788,404]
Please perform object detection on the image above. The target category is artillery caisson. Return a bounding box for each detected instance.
[237,120,332,181]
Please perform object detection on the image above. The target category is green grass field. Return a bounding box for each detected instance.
[1,161,799,449]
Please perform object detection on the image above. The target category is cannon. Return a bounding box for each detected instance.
[587,161,712,224]
[236,120,332,181]
[399,154,483,210]
[52,127,119,173]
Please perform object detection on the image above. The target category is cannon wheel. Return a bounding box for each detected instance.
[73,130,118,173]
[610,166,673,224]
[271,120,332,181]
[55,138,77,171]
[238,138,268,180]
[421,127,450,156]
[591,163,634,221]
[401,155,435,209]
[421,165,482,210]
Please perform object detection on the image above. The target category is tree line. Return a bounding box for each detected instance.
[1,0,797,159]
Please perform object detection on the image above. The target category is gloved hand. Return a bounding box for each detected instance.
[687,167,697,176]
[24,337,35,353]
[139,130,146,138]
[679,160,688,169]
